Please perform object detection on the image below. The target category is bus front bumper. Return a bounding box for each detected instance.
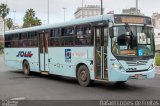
[108,67,155,81]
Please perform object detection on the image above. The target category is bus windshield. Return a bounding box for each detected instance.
[112,25,155,57]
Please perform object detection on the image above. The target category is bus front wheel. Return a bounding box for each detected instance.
[77,65,92,87]
[23,61,30,75]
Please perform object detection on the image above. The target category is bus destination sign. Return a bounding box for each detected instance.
[114,15,152,25]
[121,17,144,24]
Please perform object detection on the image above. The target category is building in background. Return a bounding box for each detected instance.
[152,13,160,51]
[122,7,144,15]
[152,13,160,28]
[74,5,103,19]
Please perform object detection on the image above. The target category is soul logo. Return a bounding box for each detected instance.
[16,51,33,58]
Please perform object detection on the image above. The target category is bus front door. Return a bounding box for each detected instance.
[39,33,49,72]
[94,27,108,80]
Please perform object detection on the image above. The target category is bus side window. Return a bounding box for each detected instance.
[50,28,61,47]
[61,27,74,46]
[11,34,19,47]
[28,32,38,47]
[22,33,28,47]
[75,24,92,46]
[19,33,23,46]
[5,34,11,48]
[49,29,54,46]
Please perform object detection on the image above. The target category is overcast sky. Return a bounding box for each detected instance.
[1,0,160,26]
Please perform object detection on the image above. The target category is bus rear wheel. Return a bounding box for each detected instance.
[23,61,30,75]
[77,65,92,87]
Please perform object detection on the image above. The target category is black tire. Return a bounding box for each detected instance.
[23,61,30,75]
[77,65,92,87]
[116,81,126,84]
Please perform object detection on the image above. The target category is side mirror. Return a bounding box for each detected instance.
[109,27,114,38]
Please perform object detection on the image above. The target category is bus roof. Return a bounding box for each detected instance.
[5,14,113,35]
[5,14,150,35]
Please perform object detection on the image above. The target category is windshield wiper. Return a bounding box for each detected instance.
[125,23,134,49]
[142,24,147,33]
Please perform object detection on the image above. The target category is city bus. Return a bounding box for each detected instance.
[4,14,155,86]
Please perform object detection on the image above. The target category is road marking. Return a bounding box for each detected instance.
[10,97,26,100]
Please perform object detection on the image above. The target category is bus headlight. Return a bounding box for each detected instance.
[112,63,122,69]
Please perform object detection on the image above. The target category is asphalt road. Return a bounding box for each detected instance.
[0,56,160,101]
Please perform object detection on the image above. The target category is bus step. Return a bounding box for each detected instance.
[95,79,108,82]
[40,71,49,75]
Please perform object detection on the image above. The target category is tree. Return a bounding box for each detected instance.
[6,18,13,30]
[33,17,42,26]
[23,8,42,28]
[0,3,9,54]
[26,8,35,18]
[0,3,10,20]
[0,43,3,54]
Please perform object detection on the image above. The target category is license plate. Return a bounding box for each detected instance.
[134,74,146,79]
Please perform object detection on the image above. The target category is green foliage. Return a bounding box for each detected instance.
[0,43,3,54]
[156,54,160,66]
[23,8,42,28]
[0,3,9,20]
[6,18,13,29]
[33,17,42,26]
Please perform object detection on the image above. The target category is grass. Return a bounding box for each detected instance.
[0,49,3,55]
[156,53,160,66]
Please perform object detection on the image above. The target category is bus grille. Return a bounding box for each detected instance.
[126,60,148,66]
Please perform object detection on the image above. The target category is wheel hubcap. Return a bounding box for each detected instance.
[80,70,87,81]
[24,64,28,74]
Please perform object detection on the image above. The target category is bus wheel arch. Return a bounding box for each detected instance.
[76,63,92,87]
[22,59,30,75]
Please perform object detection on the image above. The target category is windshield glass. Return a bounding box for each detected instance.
[112,25,155,57]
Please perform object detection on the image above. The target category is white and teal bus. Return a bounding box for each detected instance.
[4,14,155,86]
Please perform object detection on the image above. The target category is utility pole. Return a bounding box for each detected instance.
[63,8,66,22]
[82,0,84,18]
[101,0,103,15]
[47,0,50,24]
[13,10,16,29]
[136,0,138,14]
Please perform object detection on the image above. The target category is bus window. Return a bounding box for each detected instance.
[19,33,28,47]
[75,24,92,46]
[50,28,61,46]
[5,34,11,48]
[28,32,38,47]
[61,36,74,46]
[54,28,61,37]
[62,27,74,36]
[19,33,23,46]
[11,34,19,47]
[61,27,74,46]
[50,37,61,46]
